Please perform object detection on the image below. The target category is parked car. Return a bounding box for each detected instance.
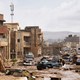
[62,54,72,63]
[76,58,80,65]
[23,61,34,66]
[49,60,62,67]
[37,59,48,70]
[23,52,34,66]
[37,59,62,70]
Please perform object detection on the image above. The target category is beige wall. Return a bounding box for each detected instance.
[16,27,43,58]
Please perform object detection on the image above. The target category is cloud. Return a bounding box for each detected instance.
[1,0,80,32]
[21,0,80,32]
[44,0,80,32]
[0,1,4,13]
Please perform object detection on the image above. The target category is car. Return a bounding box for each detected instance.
[23,52,34,66]
[37,59,62,70]
[51,60,62,67]
[62,55,72,62]
[37,59,48,70]
[76,58,80,65]
[23,61,33,66]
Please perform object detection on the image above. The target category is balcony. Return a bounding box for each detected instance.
[23,41,31,47]
[23,32,31,37]
[0,38,8,46]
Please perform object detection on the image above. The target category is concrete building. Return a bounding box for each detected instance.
[64,35,80,48]
[16,26,43,59]
[4,23,19,59]
[0,14,8,60]
[0,14,43,60]
[4,23,19,31]
[4,24,43,59]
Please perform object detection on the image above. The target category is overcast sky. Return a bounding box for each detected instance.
[0,0,80,32]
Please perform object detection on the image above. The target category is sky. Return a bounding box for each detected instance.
[0,0,80,32]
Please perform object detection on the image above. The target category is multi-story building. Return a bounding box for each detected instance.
[64,35,80,48]
[16,26,43,59]
[0,14,8,60]
[0,14,43,60]
[4,23,19,59]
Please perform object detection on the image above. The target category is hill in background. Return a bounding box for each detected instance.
[43,31,80,43]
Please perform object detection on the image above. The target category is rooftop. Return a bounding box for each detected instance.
[5,23,19,26]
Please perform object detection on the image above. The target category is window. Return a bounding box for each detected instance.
[17,39,20,42]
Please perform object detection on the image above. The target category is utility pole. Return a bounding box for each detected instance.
[8,3,14,60]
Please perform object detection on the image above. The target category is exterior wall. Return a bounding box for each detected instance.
[5,23,19,59]
[0,14,43,60]
[4,23,19,31]
[16,26,43,59]
[15,31,23,59]
[15,31,31,59]
[0,27,8,60]
[30,27,43,56]
[64,35,80,48]
[0,14,9,60]
[76,44,80,54]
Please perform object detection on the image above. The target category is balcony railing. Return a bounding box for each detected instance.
[0,38,8,46]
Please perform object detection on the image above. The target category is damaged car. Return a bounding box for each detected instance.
[37,59,62,70]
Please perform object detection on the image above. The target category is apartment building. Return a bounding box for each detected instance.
[64,35,80,48]
[0,14,8,60]
[16,26,43,59]
[0,13,43,60]
[4,24,43,59]
[4,23,19,59]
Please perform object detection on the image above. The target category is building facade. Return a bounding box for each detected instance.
[0,13,43,60]
[64,35,80,48]
[16,26,43,59]
[4,23,19,59]
[0,14,9,60]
